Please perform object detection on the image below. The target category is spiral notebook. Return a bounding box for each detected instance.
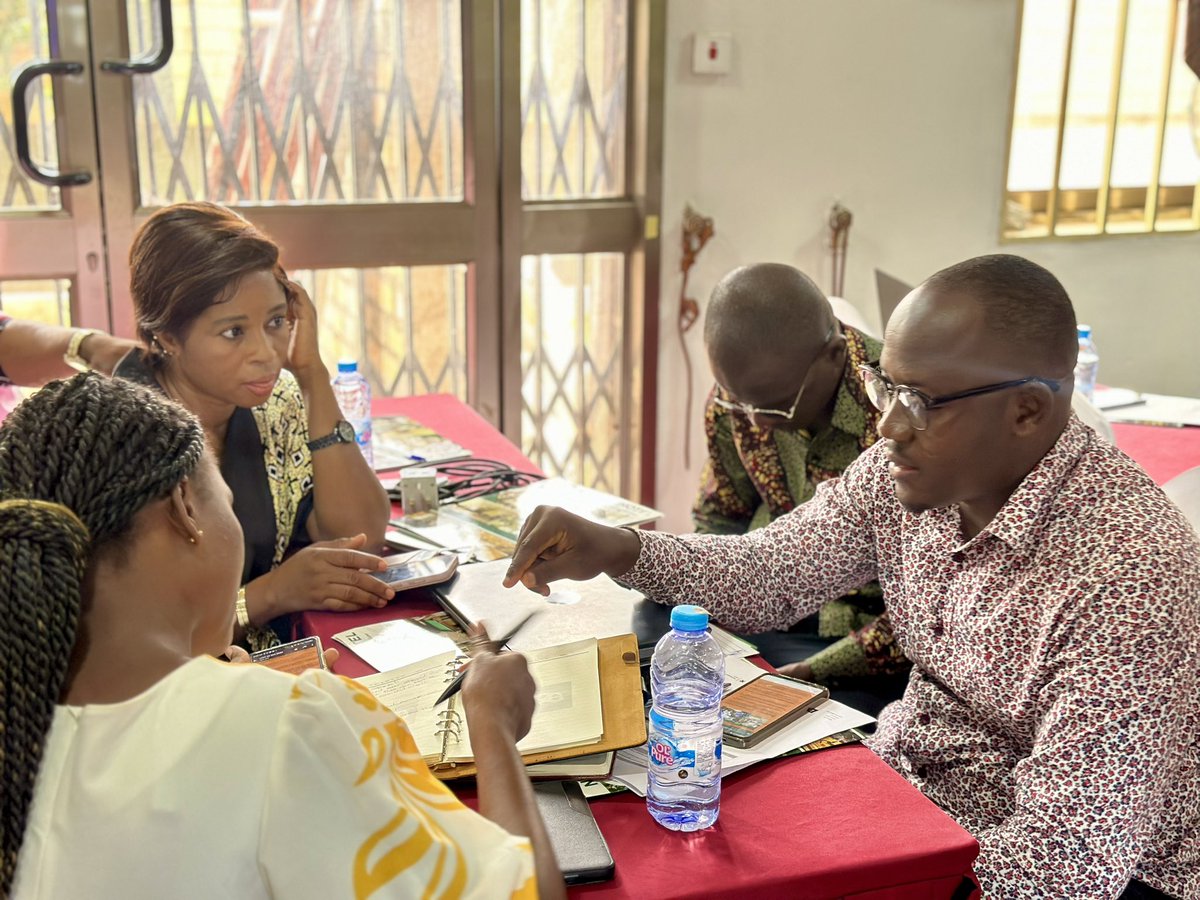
[357,633,646,780]
[358,638,604,772]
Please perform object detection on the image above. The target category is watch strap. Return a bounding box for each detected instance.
[306,420,354,452]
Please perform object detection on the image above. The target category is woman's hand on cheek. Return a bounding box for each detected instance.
[283,280,327,387]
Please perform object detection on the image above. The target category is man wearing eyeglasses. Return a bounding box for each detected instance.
[696,263,907,712]
[506,254,1198,900]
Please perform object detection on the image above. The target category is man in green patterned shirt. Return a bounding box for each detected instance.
[696,263,908,711]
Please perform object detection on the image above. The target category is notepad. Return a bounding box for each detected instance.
[358,638,604,771]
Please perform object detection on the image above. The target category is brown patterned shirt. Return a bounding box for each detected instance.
[628,415,1200,898]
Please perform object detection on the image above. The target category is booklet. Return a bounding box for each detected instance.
[720,673,830,749]
[447,477,663,539]
[371,415,471,472]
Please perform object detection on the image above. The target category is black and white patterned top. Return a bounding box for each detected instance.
[626,415,1199,898]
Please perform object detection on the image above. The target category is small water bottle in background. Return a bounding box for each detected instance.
[647,605,725,831]
[1075,324,1100,401]
[330,359,373,466]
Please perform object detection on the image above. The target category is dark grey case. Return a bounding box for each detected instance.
[533,781,615,885]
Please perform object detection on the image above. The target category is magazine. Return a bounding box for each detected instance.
[445,477,662,541]
[372,415,471,472]
[391,477,661,562]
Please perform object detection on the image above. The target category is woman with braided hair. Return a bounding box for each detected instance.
[2,375,562,899]
[114,201,392,651]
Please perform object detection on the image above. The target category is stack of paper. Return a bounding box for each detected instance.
[1104,391,1200,427]
[607,699,876,797]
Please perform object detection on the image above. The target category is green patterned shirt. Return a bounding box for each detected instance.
[693,324,908,680]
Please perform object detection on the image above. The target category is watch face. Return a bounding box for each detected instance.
[336,420,356,443]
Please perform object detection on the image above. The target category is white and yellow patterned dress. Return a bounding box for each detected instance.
[12,657,537,899]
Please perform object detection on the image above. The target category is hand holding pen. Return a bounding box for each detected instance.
[434,612,537,705]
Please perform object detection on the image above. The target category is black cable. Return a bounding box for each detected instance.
[386,458,543,506]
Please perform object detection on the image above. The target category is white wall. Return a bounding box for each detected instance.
[654,0,1200,530]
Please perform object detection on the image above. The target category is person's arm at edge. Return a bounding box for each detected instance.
[471,719,565,900]
[506,447,886,635]
[0,320,137,385]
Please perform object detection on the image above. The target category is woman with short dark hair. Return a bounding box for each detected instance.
[117,202,392,649]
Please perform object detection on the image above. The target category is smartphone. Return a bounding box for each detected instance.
[380,549,460,591]
[250,636,326,675]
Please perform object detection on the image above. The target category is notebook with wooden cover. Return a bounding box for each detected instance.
[357,633,645,781]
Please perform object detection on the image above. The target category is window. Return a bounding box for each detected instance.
[1005,0,1200,238]
[0,0,664,500]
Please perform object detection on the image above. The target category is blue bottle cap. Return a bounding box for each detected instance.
[337,359,358,373]
[1077,324,1091,339]
[670,604,710,632]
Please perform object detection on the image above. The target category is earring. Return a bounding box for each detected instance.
[188,536,197,544]
[151,336,173,358]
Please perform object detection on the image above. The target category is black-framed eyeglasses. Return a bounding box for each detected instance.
[857,361,1061,431]
[713,323,837,421]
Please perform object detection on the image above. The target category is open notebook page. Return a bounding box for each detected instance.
[356,650,459,763]
[446,639,603,763]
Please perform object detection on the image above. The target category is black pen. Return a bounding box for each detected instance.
[433,612,536,706]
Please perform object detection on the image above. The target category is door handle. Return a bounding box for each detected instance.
[10,60,93,188]
[101,0,174,75]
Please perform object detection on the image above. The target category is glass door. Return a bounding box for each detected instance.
[3,0,662,499]
[0,0,108,329]
[87,0,499,412]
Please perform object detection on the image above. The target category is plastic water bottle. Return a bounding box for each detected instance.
[647,605,725,831]
[331,359,373,466]
[1075,325,1100,401]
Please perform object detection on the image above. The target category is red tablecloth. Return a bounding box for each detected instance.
[300,394,980,899]
[1111,422,1200,486]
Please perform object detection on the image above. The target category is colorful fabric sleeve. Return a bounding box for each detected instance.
[250,370,315,568]
[692,392,757,535]
[805,611,911,681]
[260,669,537,899]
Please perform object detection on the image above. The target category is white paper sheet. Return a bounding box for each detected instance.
[333,619,460,673]
[610,700,876,797]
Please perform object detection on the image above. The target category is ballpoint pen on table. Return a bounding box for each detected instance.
[433,611,537,706]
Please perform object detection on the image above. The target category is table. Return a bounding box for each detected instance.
[1112,422,1200,486]
[299,393,979,899]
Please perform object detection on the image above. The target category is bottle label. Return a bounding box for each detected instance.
[648,709,721,781]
